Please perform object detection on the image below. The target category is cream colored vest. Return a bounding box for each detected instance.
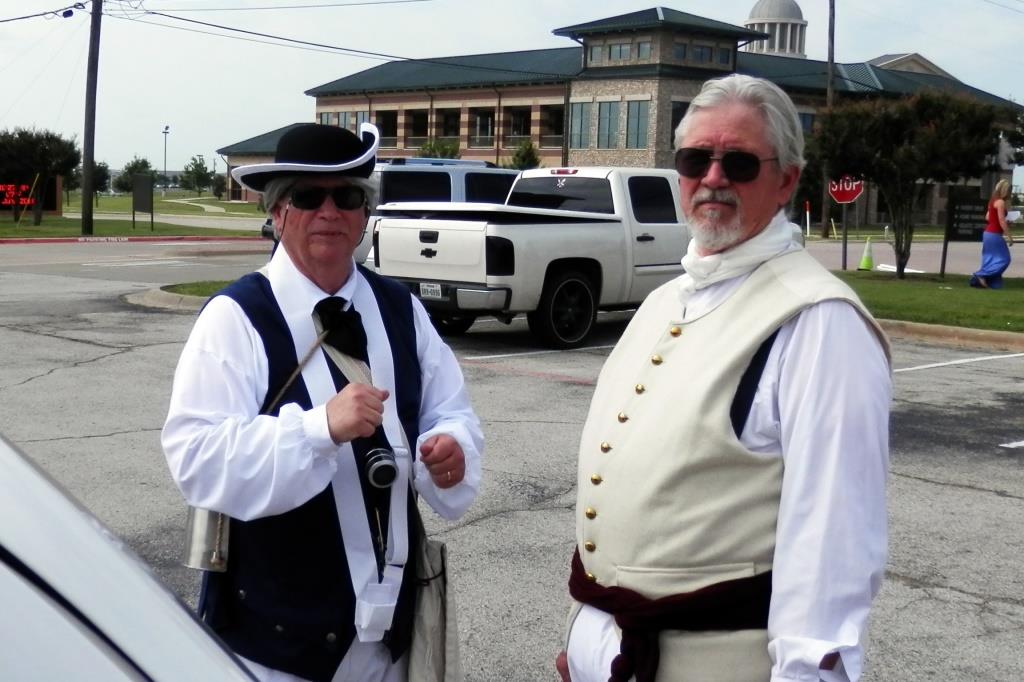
[573,249,888,681]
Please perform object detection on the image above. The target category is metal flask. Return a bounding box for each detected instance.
[183,506,229,572]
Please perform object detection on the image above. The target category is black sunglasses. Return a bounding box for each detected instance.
[289,185,366,211]
[674,148,779,183]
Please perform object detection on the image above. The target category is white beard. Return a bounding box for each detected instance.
[685,190,746,253]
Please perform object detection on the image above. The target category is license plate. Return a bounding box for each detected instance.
[419,282,443,299]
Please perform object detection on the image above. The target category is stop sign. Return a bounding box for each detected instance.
[829,175,864,204]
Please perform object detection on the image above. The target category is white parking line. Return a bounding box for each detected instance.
[894,353,1024,373]
[465,345,615,361]
[81,259,192,267]
[999,440,1024,449]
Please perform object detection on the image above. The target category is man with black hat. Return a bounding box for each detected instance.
[162,122,482,682]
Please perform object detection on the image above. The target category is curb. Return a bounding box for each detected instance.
[126,288,1024,352]
[878,319,1024,352]
[124,288,206,313]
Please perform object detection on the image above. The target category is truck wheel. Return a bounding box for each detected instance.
[527,271,596,349]
[430,314,477,337]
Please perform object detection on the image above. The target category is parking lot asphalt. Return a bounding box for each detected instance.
[2,238,1023,681]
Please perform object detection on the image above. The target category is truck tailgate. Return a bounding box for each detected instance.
[377,218,487,282]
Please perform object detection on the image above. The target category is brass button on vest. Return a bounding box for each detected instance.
[584,541,596,552]
[326,632,337,644]
[600,441,612,453]
[585,507,597,519]
[617,412,628,423]
[670,326,682,337]
[590,473,603,485]
[585,572,597,583]
[635,384,645,394]
[651,354,663,365]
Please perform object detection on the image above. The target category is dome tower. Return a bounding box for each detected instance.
[741,0,807,58]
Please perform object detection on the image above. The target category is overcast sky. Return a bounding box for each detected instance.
[1,0,1022,180]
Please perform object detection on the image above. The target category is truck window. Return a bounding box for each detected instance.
[627,176,677,223]
[465,172,516,203]
[379,171,452,203]
[506,177,614,213]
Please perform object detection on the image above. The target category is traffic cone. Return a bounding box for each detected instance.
[858,237,874,271]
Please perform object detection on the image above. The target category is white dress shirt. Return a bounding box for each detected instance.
[568,258,891,682]
[162,246,482,522]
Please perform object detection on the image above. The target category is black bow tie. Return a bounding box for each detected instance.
[313,296,368,363]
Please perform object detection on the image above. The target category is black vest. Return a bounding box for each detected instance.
[199,266,423,682]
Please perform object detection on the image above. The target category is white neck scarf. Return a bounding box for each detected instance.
[678,210,797,307]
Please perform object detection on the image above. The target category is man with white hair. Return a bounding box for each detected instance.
[557,74,892,682]
[163,123,482,682]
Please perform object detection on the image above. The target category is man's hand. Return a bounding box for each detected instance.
[325,383,389,444]
[555,650,571,682]
[419,434,465,489]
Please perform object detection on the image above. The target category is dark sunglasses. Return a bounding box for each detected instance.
[674,147,779,183]
[289,185,366,211]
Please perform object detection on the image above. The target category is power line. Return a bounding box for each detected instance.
[979,0,1024,13]
[110,9,573,79]
[104,12,373,58]
[0,3,86,24]
[117,0,430,11]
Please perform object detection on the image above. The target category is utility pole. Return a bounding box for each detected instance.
[81,0,103,236]
[818,0,835,238]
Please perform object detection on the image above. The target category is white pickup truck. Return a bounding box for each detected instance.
[372,166,690,348]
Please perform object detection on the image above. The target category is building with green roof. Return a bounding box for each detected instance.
[219,3,1018,221]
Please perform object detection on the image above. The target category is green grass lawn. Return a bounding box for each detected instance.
[166,272,1024,334]
[62,189,263,217]
[0,217,256,238]
[834,271,1023,332]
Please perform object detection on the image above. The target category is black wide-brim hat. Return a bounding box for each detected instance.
[231,122,379,192]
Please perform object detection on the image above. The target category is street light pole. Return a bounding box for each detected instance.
[162,125,170,196]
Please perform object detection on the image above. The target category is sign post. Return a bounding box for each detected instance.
[942,186,987,277]
[829,175,864,270]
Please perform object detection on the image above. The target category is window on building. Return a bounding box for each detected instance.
[375,111,398,147]
[569,102,592,149]
[438,109,460,138]
[541,104,565,148]
[798,112,816,132]
[673,42,687,60]
[356,111,370,127]
[589,44,603,64]
[693,45,712,63]
[608,43,631,61]
[718,47,731,65]
[338,112,351,129]
[628,176,677,223]
[470,108,495,147]
[670,101,689,145]
[597,101,620,148]
[319,112,332,125]
[626,100,649,149]
[637,41,652,59]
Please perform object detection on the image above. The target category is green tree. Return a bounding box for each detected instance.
[418,139,460,158]
[212,173,227,199]
[816,91,1016,278]
[114,156,155,193]
[180,155,213,196]
[71,161,111,206]
[0,127,80,225]
[507,139,540,170]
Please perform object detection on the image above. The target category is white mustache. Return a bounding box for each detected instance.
[691,189,738,208]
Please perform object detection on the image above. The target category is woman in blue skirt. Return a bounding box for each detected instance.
[970,179,1015,289]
